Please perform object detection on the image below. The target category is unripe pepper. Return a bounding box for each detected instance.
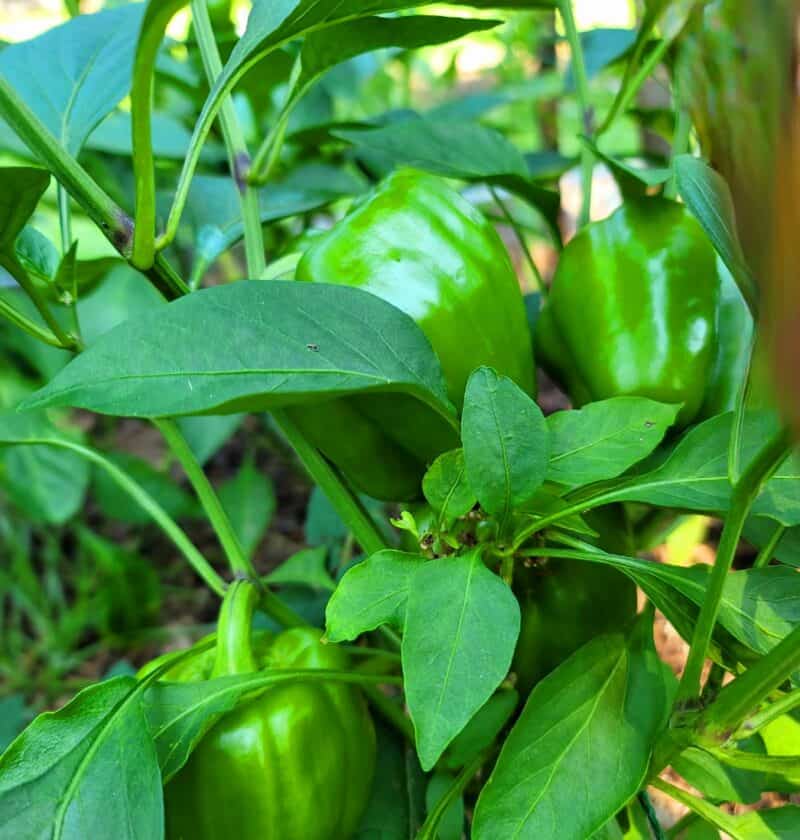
[512,507,637,694]
[291,168,536,501]
[536,197,720,426]
[154,581,376,840]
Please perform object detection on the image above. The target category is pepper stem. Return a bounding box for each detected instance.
[212,580,260,677]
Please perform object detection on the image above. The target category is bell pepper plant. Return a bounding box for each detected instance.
[0,2,798,839]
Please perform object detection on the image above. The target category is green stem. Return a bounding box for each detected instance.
[0,255,77,350]
[638,790,666,840]
[597,37,671,138]
[272,409,388,557]
[489,186,546,294]
[190,0,265,278]
[131,0,186,269]
[650,778,737,837]
[0,294,66,348]
[698,620,800,743]
[57,184,73,254]
[0,74,187,299]
[707,745,800,775]
[735,686,800,738]
[416,748,494,840]
[676,428,793,704]
[154,418,253,578]
[753,523,786,568]
[560,0,593,227]
[362,685,414,742]
[4,437,225,595]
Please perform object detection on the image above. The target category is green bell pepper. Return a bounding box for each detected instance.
[156,582,376,840]
[536,197,720,426]
[291,168,535,501]
[512,507,638,694]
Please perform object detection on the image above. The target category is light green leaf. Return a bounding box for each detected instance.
[547,397,679,487]
[0,5,145,156]
[462,367,549,520]
[325,551,425,642]
[266,546,334,592]
[219,457,276,559]
[403,548,520,770]
[22,281,456,425]
[422,449,476,529]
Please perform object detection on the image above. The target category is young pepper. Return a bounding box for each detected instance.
[291,168,536,501]
[156,581,376,840]
[536,197,720,426]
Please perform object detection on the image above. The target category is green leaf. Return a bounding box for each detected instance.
[296,15,500,106]
[441,690,518,770]
[425,773,464,840]
[581,138,670,198]
[608,412,798,525]
[674,155,758,313]
[22,281,456,425]
[0,167,49,250]
[0,677,162,840]
[743,517,800,568]
[672,746,765,805]
[0,5,146,156]
[266,546,335,592]
[570,28,637,84]
[325,551,425,642]
[403,548,520,770]
[462,367,549,521]
[422,449,476,529]
[546,397,679,487]
[92,452,198,526]
[177,414,244,466]
[219,457,276,559]
[472,630,668,839]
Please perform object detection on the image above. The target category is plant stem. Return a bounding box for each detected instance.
[130,0,186,269]
[0,294,66,348]
[154,418,253,579]
[560,0,594,227]
[735,686,800,737]
[0,255,77,350]
[489,186,546,294]
[416,748,494,840]
[638,790,666,840]
[707,745,800,775]
[362,685,414,742]
[190,0,265,278]
[753,523,786,568]
[272,409,388,557]
[698,620,800,743]
[0,75,187,299]
[650,778,736,837]
[676,428,793,704]
[597,38,671,138]
[57,184,73,254]
[665,88,691,201]
[5,437,225,595]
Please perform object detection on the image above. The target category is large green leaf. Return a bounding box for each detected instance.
[607,412,799,526]
[0,167,50,250]
[472,627,669,839]
[403,548,520,770]
[0,5,145,156]
[0,678,162,840]
[22,281,456,423]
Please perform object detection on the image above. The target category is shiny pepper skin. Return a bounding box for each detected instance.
[154,582,376,840]
[536,198,720,426]
[291,168,536,501]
